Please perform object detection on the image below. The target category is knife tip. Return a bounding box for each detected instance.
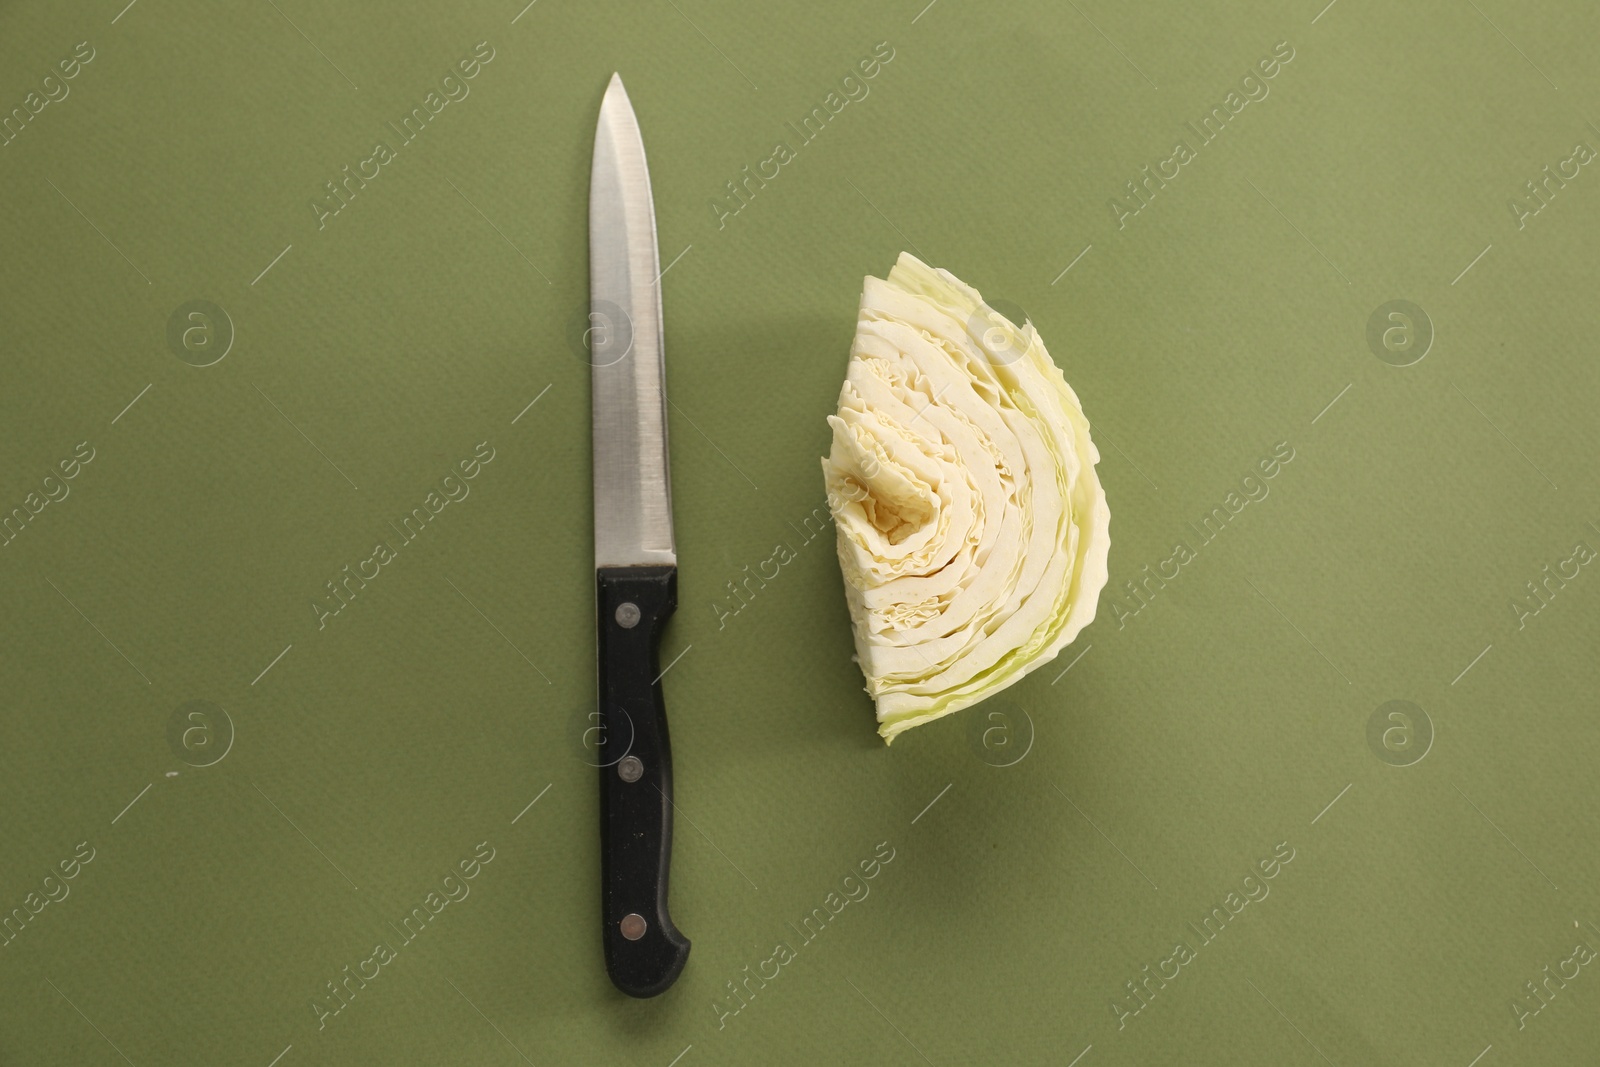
[602,71,632,114]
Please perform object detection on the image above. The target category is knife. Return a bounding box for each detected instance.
[589,72,691,999]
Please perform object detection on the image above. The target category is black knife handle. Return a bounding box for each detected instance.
[596,564,690,997]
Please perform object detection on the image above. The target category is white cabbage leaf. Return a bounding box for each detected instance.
[821,253,1111,744]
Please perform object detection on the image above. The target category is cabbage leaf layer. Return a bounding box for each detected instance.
[822,253,1111,744]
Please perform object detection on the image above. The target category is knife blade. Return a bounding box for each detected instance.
[589,71,690,999]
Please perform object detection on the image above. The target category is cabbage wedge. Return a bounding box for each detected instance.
[822,253,1111,744]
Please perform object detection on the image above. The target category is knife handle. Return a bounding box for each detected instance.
[596,564,691,998]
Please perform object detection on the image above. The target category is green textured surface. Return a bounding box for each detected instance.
[2,0,1598,1064]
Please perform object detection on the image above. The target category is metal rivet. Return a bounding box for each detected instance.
[617,755,643,782]
[620,913,647,941]
[615,602,641,628]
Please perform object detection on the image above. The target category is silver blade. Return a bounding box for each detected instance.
[590,73,674,568]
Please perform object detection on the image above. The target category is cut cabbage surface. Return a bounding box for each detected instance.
[821,253,1111,744]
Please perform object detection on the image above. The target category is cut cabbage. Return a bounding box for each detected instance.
[821,253,1111,744]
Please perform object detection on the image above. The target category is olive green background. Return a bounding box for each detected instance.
[3,0,1598,1064]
